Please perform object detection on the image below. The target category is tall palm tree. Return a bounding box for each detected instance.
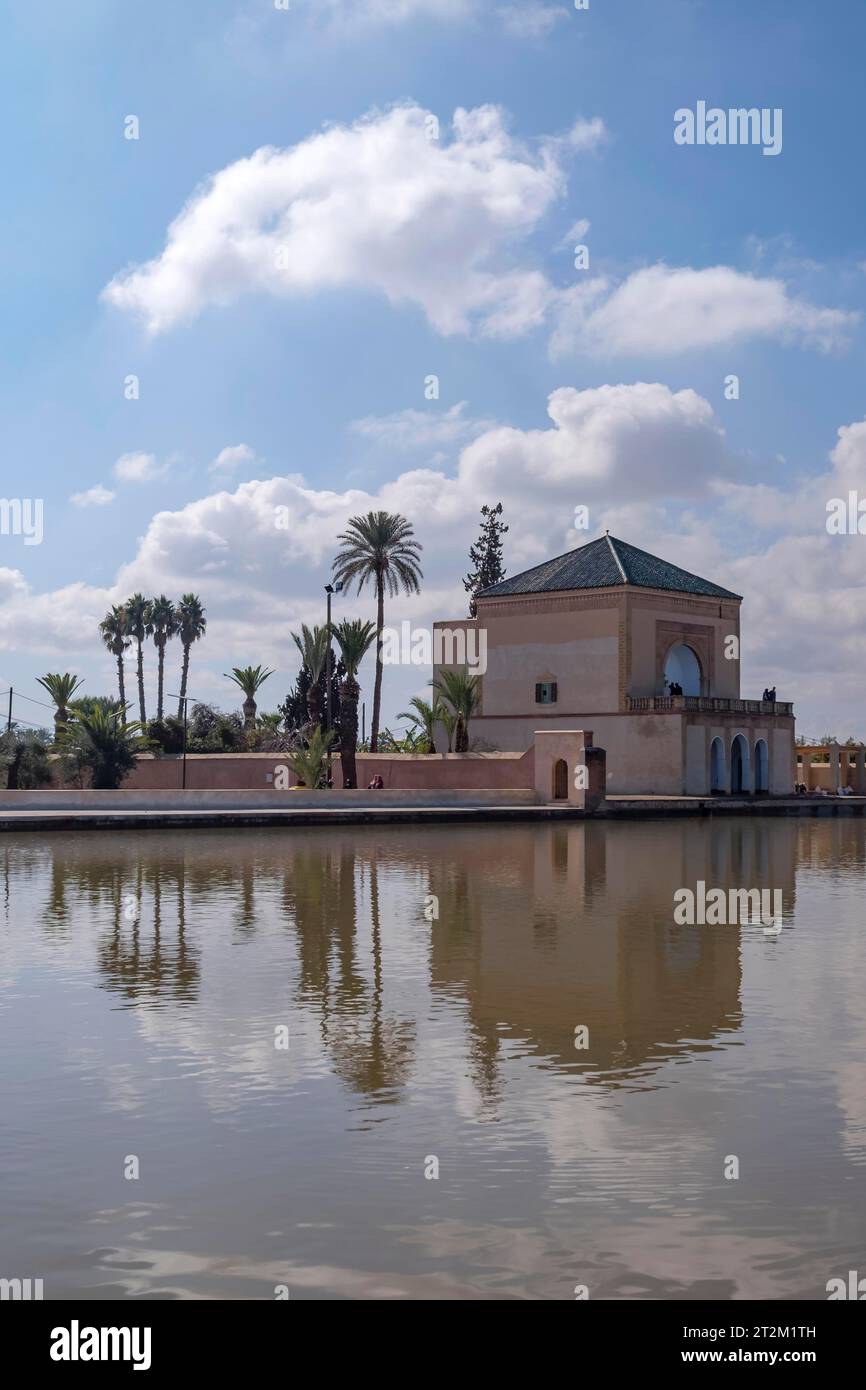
[124,593,150,723]
[146,595,178,721]
[331,618,376,788]
[176,593,207,718]
[332,511,423,752]
[397,695,445,754]
[98,605,130,723]
[291,624,330,728]
[225,665,274,729]
[36,672,84,738]
[432,668,481,753]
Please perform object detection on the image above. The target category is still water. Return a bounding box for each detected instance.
[1,818,864,1301]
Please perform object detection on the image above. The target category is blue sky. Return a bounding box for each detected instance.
[2,0,866,737]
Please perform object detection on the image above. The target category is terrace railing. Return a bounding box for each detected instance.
[626,695,794,716]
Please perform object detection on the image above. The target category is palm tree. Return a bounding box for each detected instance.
[36,672,84,738]
[176,594,207,718]
[124,593,150,723]
[225,665,274,729]
[397,695,445,754]
[332,511,423,752]
[432,668,481,753]
[286,726,334,789]
[146,595,178,721]
[331,618,376,788]
[58,708,145,789]
[291,624,330,728]
[98,605,130,723]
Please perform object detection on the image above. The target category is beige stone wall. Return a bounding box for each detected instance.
[435,592,620,719]
[627,591,741,699]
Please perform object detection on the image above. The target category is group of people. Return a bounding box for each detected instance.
[762,687,777,702]
[666,681,684,697]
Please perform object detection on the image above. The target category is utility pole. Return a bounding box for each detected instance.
[169,694,191,790]
[6,688,12,732]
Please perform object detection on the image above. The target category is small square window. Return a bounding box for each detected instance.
[535,681,558,705]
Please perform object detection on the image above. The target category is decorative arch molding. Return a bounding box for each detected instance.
[654,621,715,697]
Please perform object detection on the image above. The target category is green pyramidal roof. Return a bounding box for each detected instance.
[477,533,741,601]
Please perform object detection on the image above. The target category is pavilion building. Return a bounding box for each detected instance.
[433,533,795,796]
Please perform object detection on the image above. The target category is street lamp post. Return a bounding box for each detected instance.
[324,581,343,785]
[169,694,192,790]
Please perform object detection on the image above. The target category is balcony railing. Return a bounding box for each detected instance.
[626,695,793,716]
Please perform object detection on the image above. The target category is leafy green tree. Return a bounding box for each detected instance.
[36,672,84,738]
[147,596,179,721]
[224,665,274,729]
[0,728,53,789]
[285,726,335,790]
[332,511,423,752]
[464,502,508,617]
[432,668,481,753]
[99,605,131,721]
[397,695,445,754]
[176,594,207,718]
[124,593,150,723]
[290,625,330,728]
[331,618,376,788]
[59,709,145,789]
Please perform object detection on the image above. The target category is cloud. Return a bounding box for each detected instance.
[497,4,568,40]
[0,382,736,676]
[350,402,495,449]
[551,264,857,358]
[209,444,256,475]
[102,103,603,339]
[69,484,115,508]
[113,452,167,483]
[9,385,866,737]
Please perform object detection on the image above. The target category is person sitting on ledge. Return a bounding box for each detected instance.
[367,774,384,790]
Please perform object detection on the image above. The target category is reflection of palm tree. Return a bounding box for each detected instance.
[326,853,416,1099]
[284,845,415,1098]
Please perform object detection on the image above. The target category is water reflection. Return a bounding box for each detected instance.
[0,818,862,1300]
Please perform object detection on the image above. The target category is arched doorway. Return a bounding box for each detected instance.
[710,737,726,793]
[553,759,569,800]
[754,738,769,794]
[663,643,702,696]
[731,734,750,794]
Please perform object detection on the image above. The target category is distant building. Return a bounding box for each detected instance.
[433,533,794,795]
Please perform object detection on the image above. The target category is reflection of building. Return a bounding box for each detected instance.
[434,533,795,795]
[427,819,798,1090]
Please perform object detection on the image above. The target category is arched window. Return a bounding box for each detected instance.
[710,737,726,793]
[731,734,751,794]
[754,738,769,793]
[663,643,702,696]
[553,759,569,800]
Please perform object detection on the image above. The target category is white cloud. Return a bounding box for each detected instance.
[102,103,603,339]
[10,388,866,737]
[69,484,115,508]
[552,264,857,358]
[497,4,568,40]
[209,443,256,475]
[113,452,167,483]
[351,402,495,449]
